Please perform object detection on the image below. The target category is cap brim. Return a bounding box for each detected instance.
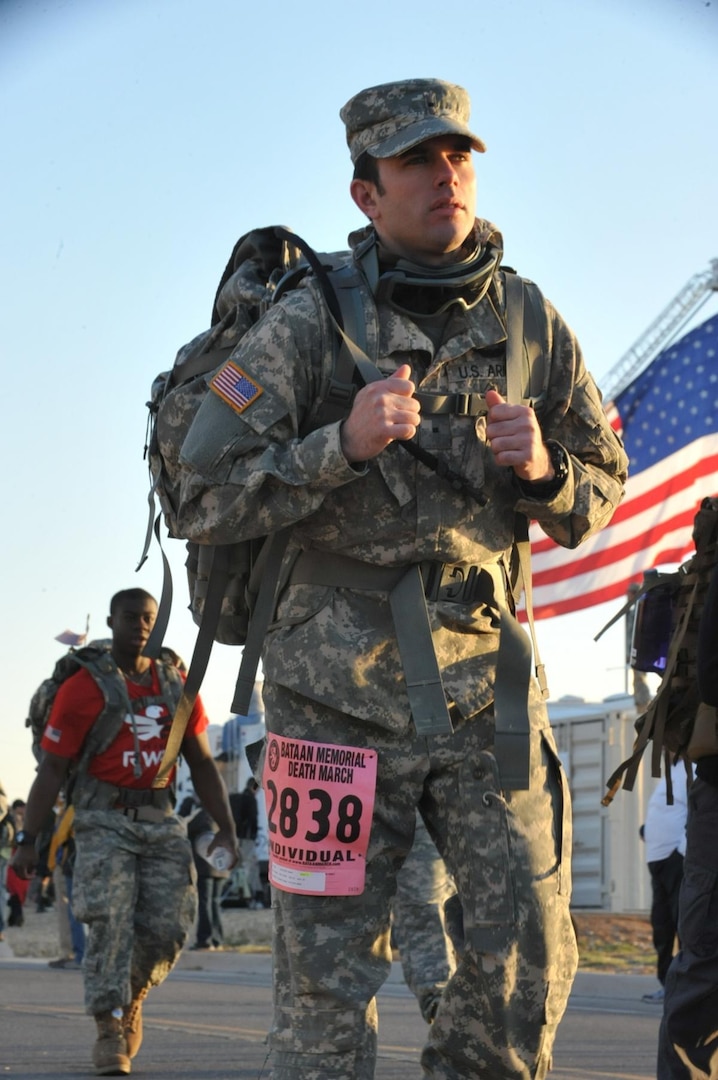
[367,117,486,159]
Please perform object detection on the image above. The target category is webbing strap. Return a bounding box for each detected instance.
[485,563,532,789]
[415,391,487,417]
[504,273,525,406]
[389,567,453,736]
[513,515,548,699]
[142,515,174,660]
[230,528,293,716]
[136,474,161,574]
[290,551,405,591]
[284,549,453,736]
[487,275,537,787]
[287,549,531,782]
[153,544,232,788]
[603,573,700,801]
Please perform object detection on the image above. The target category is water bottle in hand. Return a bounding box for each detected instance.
[195,831,231,871]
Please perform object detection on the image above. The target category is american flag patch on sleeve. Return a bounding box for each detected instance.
[210,361,263,414]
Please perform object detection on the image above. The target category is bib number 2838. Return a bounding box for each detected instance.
[262,734,377,896]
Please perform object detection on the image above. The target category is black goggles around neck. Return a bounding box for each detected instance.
[374,240,502,319]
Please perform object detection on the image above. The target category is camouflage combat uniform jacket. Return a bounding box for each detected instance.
[177,219,627,730]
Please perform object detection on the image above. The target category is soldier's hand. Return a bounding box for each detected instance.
[211,827,240,870]
[485,389,553,482]
[341,364,420,463]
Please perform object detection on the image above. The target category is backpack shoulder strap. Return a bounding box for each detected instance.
[503,270,548,406]
[316,260,381,423]
[71,649,182,783]
[226,241,383,720]
[69,649,134,778]
[501,271,550,698]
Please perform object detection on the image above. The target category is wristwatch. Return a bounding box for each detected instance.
[15,830,37,847]
[520,440,569,498]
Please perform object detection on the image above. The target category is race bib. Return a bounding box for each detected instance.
[262,734,377,896]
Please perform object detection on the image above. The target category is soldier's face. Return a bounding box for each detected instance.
[351,135,476,266]
[109,600,157,654]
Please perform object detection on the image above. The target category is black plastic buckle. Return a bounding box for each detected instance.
[455,393,486,417]
[325,380,357,408]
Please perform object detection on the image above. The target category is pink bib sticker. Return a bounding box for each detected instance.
[262,734,378,896]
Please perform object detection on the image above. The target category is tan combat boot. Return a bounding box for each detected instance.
[93,1009,130,1076]
[123,986,149,1059]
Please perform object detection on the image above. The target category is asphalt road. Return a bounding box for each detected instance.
[0,951,663,1078]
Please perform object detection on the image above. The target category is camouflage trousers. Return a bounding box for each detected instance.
[658,778,718,1078]
[72,809,197,1016]
[262,682,578,1080]
[392,812,458,1022]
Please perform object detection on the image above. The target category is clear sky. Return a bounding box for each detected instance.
[2,0,717,803]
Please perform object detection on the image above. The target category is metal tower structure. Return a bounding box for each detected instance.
[600,258,718,402]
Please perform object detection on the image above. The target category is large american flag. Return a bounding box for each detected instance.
[528,315,718,619]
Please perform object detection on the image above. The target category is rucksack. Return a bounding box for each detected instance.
[140,224,550,788]
[26,640,186,803]
[602,495,718,805]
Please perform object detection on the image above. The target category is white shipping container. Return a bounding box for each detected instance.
[549,693,660,913]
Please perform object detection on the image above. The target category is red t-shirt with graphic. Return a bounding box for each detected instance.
[41,663,209,788]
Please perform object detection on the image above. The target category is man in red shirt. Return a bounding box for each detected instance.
[12,588,237,1076]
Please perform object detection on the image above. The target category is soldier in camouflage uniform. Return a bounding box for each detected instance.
[176,79,628,1078]
[12,589,237,1077]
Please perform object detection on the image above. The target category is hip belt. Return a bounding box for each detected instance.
[81,781,175,821]
[287,552,530,789]
[289,551,498,608]
[112,786,174,822]
[110,803,173,823]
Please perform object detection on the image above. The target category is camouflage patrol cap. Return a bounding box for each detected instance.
[340,78,486,163]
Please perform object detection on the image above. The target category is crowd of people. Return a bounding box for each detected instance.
[0,788,87,969]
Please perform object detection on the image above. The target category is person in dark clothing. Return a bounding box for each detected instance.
[230,779,259,840]
[697,561,718,706]
[640,760,686,1004]
[229,779,261,906]
[658,559,718,1077]
[184,803,228,951]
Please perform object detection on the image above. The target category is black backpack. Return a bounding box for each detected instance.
[602,496,718,804]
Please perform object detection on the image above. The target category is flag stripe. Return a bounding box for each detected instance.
[528,315,718,619]
[528,463,718,617]
[531,443,718,557]
[530,440,718,574]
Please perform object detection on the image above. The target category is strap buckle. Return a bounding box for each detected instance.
[455,392,485,417]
